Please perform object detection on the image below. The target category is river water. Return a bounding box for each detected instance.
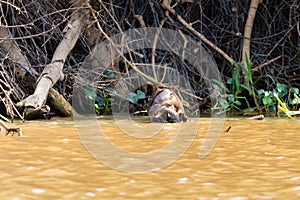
[0,117,300,199]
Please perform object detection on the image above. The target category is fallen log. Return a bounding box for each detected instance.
[0,22,73,120]
[17,1,88,118]
[248,114,264,120]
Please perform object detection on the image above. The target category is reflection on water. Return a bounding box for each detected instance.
[0,117,300,199]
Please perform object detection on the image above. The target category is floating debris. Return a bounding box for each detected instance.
[248,115,264,120]
[224,126,232,133]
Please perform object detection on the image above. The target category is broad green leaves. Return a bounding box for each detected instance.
[125,90,146,103]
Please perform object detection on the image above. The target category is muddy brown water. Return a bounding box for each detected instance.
[0,117,300,199]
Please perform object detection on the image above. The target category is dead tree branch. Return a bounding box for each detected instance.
[18,3,88,115]
[161,0,235,65]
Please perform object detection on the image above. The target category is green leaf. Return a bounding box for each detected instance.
[264,91,274,97]
[228,95,235,102]
[95,96,106,106]
[257,89,265,95]
[275,95,293,119]
[233,67,240,89]
[267,96,273,105]
[95,104,104,111]
[276,83,286,91]
[262,97,267,105]
[227,78,233,85]
[244,53,252,81]
[104,97,112,103]
[291,94,300,105]
[234,100,242,106]
[126,93,138,103]
[212,83,221,92]
[254,54,270,57]
[276,83,288,96]
[106,70,116,78]
[136,90,146,99]
[212,79,229,92]
[291,98,298,105]
[290,87,299,95]
[219,98,229,109]
[240,84,251,92]
[263,74,275,84]
[238,62,249,82]
[84,88,96,100]
[263,96,273,105]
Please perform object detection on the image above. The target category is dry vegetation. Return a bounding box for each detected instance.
[0,0,299,119]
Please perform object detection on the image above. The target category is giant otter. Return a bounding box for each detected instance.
[148,89,187,123]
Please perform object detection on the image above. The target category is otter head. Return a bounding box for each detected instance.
[148,89,187,123]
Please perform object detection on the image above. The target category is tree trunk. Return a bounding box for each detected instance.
[242,0,261,83]
[17,3,88,118]
[0,26,73,119]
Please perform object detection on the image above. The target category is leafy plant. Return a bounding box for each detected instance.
[236,54,260,111]
[257,83,300,117]
[288,87,300,110]
[212,66,251,113]
[125,90,146,103]
[211,53,300,116]
[84,86,146,115]
[274,93,300,119]
[257,89,277,113]
[82,69,118,114]
[84,88,112,114]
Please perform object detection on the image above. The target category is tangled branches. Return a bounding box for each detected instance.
[0,0,299,118]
